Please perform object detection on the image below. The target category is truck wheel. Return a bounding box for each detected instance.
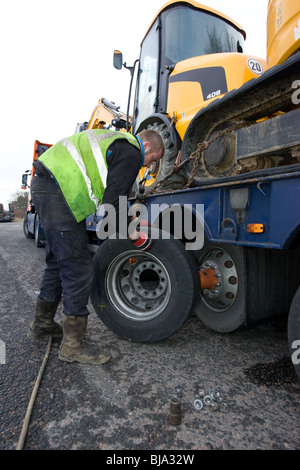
[288,286,300,381]
[133,122,186,193]
[195,242,246,332]
[91,230,199,342]
[23,214,34,239]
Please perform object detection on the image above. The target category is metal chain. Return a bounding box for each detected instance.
[141,120,247,200]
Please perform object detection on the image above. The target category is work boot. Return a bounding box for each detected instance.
[27,297,62,341]
[58,314,111,365]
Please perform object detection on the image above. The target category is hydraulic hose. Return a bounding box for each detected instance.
[16,337,52,450]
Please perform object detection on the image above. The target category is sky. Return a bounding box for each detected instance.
[0,0,268,209]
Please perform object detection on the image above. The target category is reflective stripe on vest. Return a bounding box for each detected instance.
[84,130,108,187]
[60,136,100,207]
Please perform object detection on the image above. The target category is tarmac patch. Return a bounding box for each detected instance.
[244,356,298,387]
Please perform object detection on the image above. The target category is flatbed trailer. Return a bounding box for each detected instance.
[87,163,300,379]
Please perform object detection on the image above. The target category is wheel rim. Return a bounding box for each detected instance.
[135,121,184,191]
[199,247,238,312]
[105,250,171,321]
[138,160,161,188]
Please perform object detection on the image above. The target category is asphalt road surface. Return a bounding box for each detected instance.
[0,221,299,452]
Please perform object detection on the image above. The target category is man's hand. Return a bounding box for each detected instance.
[131,230,153,251]
[128,219,152,251]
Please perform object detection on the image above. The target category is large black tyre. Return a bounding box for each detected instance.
[91,229,199,342]
[23,214,34,239]
[288,286,300,381]
[195,241,246,332]
[133,122,186,194]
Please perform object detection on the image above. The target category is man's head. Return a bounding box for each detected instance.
[137,129,164,168]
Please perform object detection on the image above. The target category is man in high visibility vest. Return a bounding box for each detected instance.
[27,128,164,365]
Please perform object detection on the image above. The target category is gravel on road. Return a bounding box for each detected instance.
[0,222,299,451]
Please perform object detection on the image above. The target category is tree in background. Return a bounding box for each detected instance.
[9,191,28,219]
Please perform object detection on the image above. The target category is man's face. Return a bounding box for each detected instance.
[143,141,163,168]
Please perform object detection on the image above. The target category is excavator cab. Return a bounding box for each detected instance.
[132,1,246,133]
[115,0,267,191]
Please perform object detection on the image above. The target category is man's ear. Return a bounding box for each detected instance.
[143,141,151,152]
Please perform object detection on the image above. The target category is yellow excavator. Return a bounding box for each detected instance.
[85,0,300,191]
[84,97,128,132]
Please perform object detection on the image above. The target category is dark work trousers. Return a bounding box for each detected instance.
[31,173,94,317]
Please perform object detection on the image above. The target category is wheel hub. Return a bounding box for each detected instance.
[131,261,168,300]
[203,135,227,166]
[203,131,236,173]
[106,251,171,321]
[199,248,238,312]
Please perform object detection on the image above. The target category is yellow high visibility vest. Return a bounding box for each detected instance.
[38,129,141,222]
